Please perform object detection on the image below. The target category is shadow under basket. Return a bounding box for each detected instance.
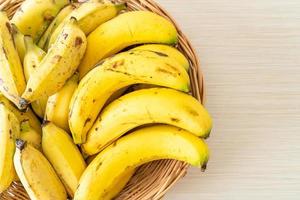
[0,0,206,199]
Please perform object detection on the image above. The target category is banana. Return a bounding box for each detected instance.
[131,44,190,71]
[74,125,209,200]
[78,11,178,78]
[20,18,87,109]
[0,104,20,193]
[103,168,135,200]
[42,122,86,197]
[85,153,135,199]
[23,36,46,81]
[48,2,126,49]
[45,74,78,132]
[11,0,70,42]
[69,50,190,144]
[82,88,212,155]
[20,120,41,150]
[23,36,48,118]
[106,43,189,105]
[0,94,41,134]
[38,3,78,49]
[14,140,67,200]
[0,12,26,109]
[11,24,26,62]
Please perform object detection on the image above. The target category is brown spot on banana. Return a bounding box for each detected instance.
[170,117,180,122]
[63,33,68,39]
[52,55,62,63]
[112,59,125,69]
[96,162,102,171]
[5,22,12,33]
[2,47,8,59]
[166,63,180,72]
[43,11,55,21]
[150,50,169,57]
[188,109,199,116]
[84,118,91,127]
[75,37,83,47]
[156,68,176,77]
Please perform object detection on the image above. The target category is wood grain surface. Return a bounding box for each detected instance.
[156,0,300,199]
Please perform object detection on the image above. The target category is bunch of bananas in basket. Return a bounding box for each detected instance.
[0,0,212,199]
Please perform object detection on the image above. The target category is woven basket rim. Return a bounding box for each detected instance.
[0,0,206,199]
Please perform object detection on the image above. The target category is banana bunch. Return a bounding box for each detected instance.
[0,1,213,199]
[82,88,212,155]
[69,50,190,144]
[20,18,87,109]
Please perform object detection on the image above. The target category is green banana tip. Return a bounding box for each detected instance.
[115,2,127,11]
[16,139,27,151]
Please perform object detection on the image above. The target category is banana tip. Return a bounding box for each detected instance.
[201,162,207,172]
[16,139,26,150]
[41,120,50,127]
[19,98,29,111]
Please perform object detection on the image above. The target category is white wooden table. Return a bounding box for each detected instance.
[156,0,300,199]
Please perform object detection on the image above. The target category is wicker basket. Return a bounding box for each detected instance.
[0,0,206,199]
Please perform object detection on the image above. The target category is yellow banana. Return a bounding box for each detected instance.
[103,168,135,200]
[78,11,178,78]
[0,12,26,109]
[45,73,79,132]
[69,51,190,144]
[48,2,125,49]
[23,36,48,118]
[128,45,189,91]
[11,0,70,42]
[130,46,188,92]
[0,94,41,134]
[42,122,86,197]
[38,3,78,49]
[14,140,67,200]
[83,88,212,155]
[74,125,209,200]
[85,152,135,199]
[20,120,41,150]
[20,18,87,109]
[131,44,190,71]
[0,104,20,193]
[11,24,26,62]
[23,36,46,81]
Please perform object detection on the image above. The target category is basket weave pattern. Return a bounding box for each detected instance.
[0,0,205,199]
